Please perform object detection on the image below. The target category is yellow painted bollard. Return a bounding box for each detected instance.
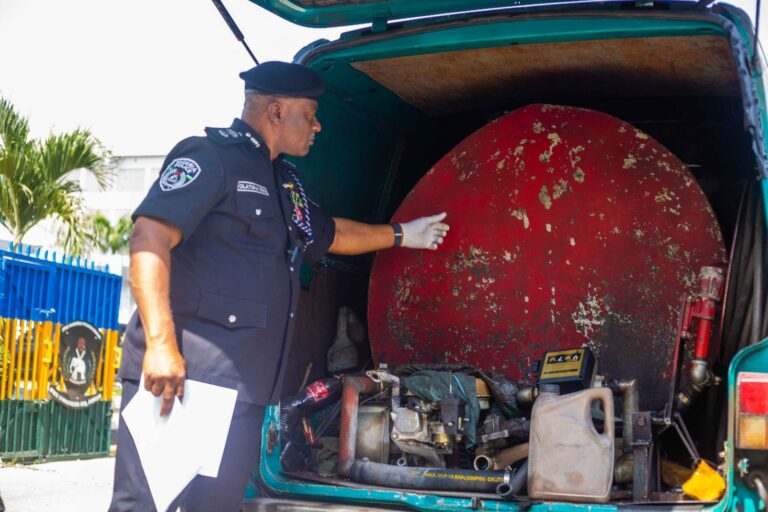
[49,324,61,394]
[28,321,41,400]
[0,318,11,400]
[106,342,122,402]
[38,330,53,401]
[21,320,35,399]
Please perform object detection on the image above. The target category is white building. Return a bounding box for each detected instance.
[81,155,165,224]
[0,155,165,324]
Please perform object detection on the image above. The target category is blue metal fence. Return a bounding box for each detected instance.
[0,244,122,460]
[0,245,121,327]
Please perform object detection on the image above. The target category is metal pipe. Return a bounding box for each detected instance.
[473,453,494,471]
[692,266,725,359]
[496,460,528,500]
[365,369,400,410]
[516,386,538,405]
[351,460,509,493]
[338,375,379,478]
[617,379,638,453]
[474,443,529,471]
[674,266,724,413]
[614,453,634,484]
[675,359,717,412]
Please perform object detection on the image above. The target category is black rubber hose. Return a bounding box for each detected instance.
[721,182,750,354]
[722,181,760,362]
[496,460,528,500]
[350,460,508,493]
[716,179,768,450]
[752,192,764,344]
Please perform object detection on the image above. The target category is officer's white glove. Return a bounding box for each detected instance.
[397,212,450,250]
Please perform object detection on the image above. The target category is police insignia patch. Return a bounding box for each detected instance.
[159,158,202,191]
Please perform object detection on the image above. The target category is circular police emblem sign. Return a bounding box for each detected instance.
[159,158,202,191]
[49,321,104,408]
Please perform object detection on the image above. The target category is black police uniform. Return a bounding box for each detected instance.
[109,118,335,512]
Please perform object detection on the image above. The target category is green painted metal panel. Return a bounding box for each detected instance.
[719,338,768,512]
[0,401,42,460]
[41,400,112,460]
[0,400,111,462]
[290,62,431,220]
[247,0,700,28]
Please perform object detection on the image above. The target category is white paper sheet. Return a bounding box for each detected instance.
[181,379,238,477]
[121,378,238,511]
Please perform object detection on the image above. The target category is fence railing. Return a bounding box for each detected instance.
[0,245,122,460]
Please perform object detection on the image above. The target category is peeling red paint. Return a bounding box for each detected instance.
[368,104,726,410]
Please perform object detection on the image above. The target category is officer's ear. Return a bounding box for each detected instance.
[269,100,285,124]
[268,100,283,125]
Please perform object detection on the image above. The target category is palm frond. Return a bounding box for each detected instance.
[38,129,112,188]
[0,98,30,153]
[0,97,112,244]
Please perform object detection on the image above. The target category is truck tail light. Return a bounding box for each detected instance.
[736,372,768,450]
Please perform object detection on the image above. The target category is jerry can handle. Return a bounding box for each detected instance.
[598,388,615,439]
[584,387,615,439]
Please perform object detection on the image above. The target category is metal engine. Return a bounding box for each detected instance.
[353,369,528,471]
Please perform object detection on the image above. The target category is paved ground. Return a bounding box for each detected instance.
[0,456,115,512]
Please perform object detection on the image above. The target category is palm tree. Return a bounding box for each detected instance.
[0,97,112,248]
[91,214,133,254]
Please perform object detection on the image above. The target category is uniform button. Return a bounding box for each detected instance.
[228,314,237,324]
[289,312,295,319]
[288,226,292,231]
[289,266,295,272]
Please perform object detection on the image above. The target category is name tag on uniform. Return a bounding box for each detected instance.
[237,181,269,196]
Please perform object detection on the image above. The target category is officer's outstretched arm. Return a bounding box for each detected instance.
[130,216,186,416]
[328,213,449,255]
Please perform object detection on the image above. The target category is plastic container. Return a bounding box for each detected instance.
[528,385,615,503]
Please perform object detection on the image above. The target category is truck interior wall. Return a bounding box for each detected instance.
[280,266,370,399]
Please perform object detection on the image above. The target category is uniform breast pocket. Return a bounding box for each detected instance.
[236,194,277,241]
[197,292,268,329]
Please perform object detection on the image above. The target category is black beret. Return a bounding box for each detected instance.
[239,61,324,100]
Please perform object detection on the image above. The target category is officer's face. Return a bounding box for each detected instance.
[277,98,321,157]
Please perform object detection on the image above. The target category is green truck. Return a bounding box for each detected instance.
[228,1,768,510]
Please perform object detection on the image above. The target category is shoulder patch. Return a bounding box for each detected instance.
[159,158,202,191]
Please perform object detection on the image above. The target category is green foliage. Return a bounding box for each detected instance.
[58,213,133,257]
[0,97,113,247]
[92,214,133,254]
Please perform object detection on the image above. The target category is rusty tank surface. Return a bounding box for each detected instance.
[368,104,727,410]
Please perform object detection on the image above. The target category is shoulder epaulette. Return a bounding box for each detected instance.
[205,127,247,146]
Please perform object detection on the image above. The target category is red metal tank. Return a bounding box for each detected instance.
[368,104,726,410]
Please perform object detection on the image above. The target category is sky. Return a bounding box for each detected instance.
[0,0,348,155]
[0,0,763,156]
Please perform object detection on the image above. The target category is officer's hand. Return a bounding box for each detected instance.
[143,344,186,416]
[400,212,450,250]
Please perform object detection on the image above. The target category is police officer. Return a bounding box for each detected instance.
[109,61,449,512]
